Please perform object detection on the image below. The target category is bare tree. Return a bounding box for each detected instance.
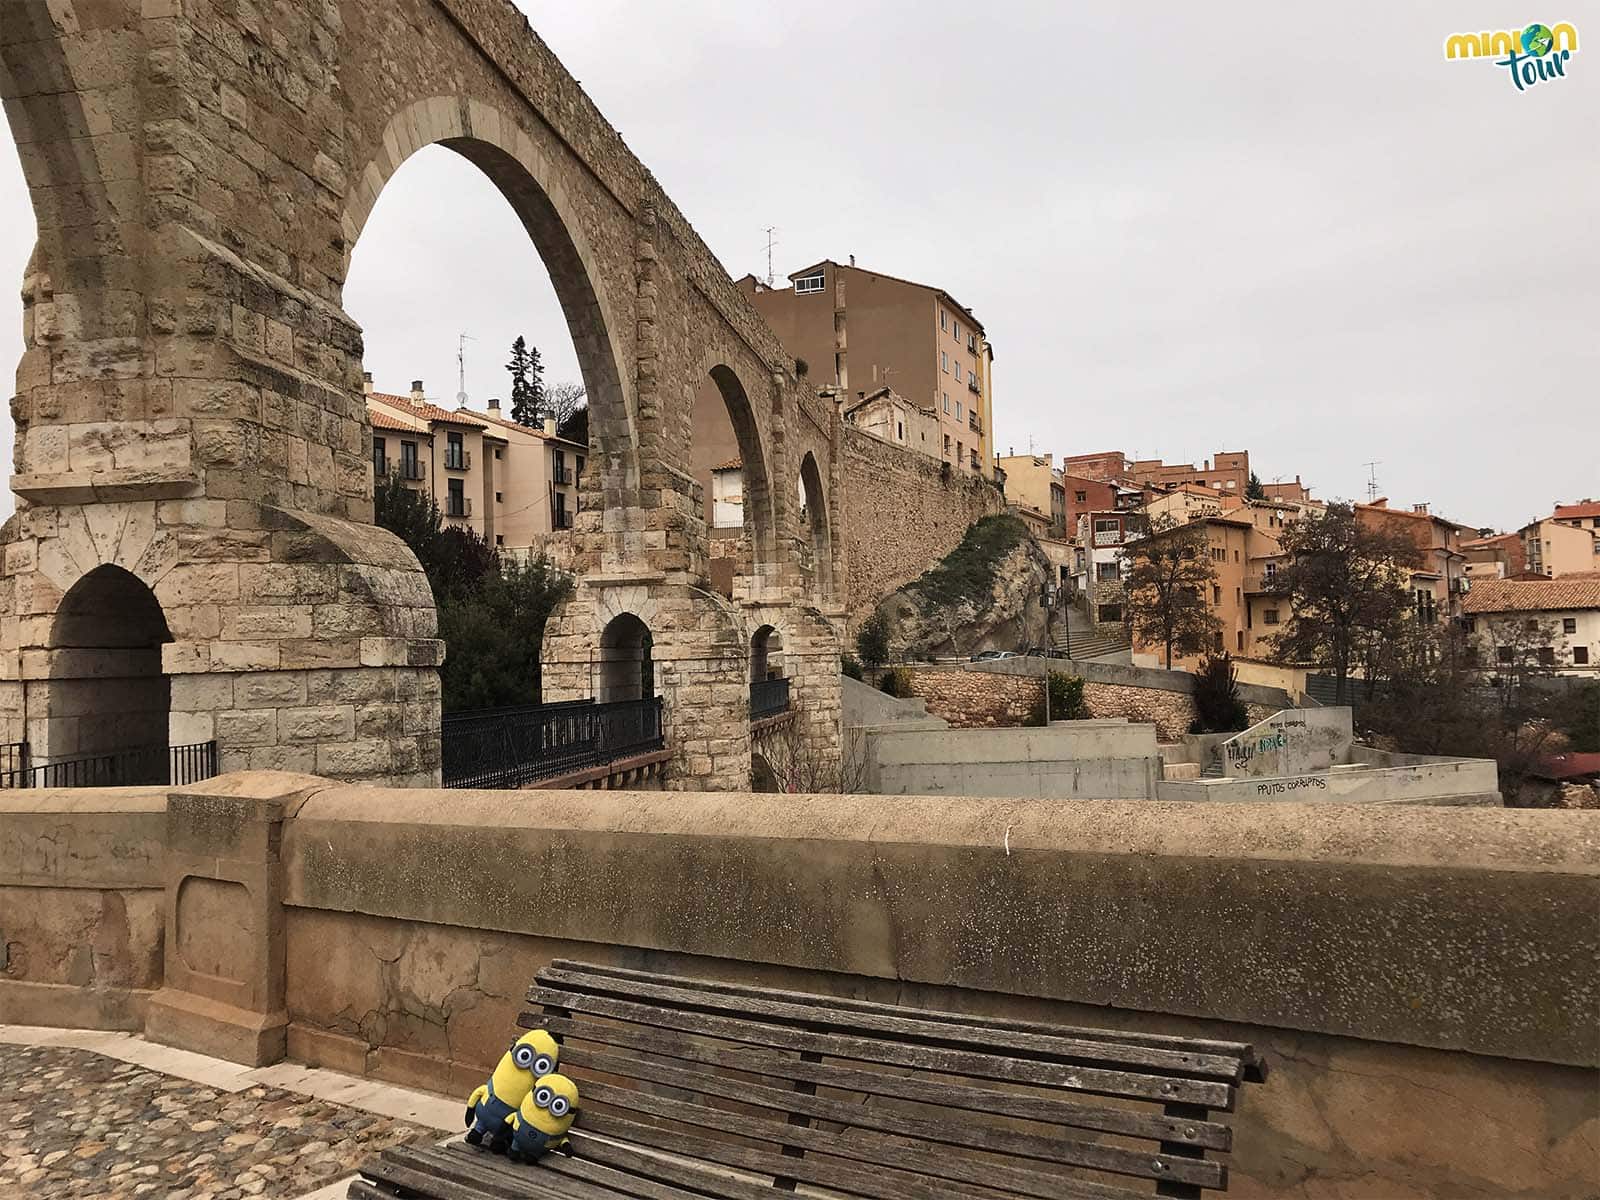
[1267,501,1421,703]
[1121,516,1221,669]
[545,380,587,430]
[753,706,870,794]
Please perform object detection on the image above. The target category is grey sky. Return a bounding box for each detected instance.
[2,2,1595,528]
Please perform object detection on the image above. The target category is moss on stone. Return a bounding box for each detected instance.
[906,514,1030,610]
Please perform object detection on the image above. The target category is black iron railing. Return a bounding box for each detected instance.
[0,741,28,777]
[750,677,791,721]
[0,741,218,789]
[440,697,665,789]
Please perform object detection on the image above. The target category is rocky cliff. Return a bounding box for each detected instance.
[877,515,1051,659]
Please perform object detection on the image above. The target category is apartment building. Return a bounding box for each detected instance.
[1065,449,1255,495]
[1554,498,1600,535]
[1122,513,1256,669]
[1520,517,1598,578]
[995,453,1066,535]
[740,259,995,476]
[1462,532,1525,583]
[1356,500,1471,622]
[1462,579,1600,677]
[1070,511,1148,628]
[366,377,584,558]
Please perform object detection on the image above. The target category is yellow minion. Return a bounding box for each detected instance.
[465,1029,559,1152]
[506,1072,579,1163]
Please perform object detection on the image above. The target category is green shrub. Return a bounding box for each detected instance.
[1193,653,1249,732]
[878,666,914,698]
[1048,672,1089,720]
[841,654,864,681]
[1562,683,1600,751]
[856,610,891,668]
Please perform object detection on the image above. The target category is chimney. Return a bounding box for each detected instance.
[849,254,856,267]
[362,371,373,395]
[1413,503,1429,515]
[488,396,501,413]
[410,380,424,402]
[543,417,556,437]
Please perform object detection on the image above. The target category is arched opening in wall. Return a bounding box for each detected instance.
[690,366,773,599]
[597,613,654,704]
[37,566,172,779]
[750,624,785,683]
[798,451,834,600]
[750,752,782,793]
[345,133,629,592]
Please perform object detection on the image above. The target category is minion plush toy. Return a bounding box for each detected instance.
[464,1029,559,1153]
[506,1073,579,1163]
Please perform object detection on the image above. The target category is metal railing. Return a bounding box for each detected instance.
[447,496,473,518]
[0,741,218,789]
[399,458,424,481]
[553,465,573,485]
[553,510,573,530]
[444,448,472,471]
[440,697,665,789]
[749,677,791,721]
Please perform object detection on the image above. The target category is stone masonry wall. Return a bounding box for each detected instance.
[842,427,1004,631]
[896,666,1276,739]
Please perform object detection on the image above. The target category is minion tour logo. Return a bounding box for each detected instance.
[1444,22,1579,91]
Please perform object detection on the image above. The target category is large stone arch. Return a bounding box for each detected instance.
[0,0,842,789]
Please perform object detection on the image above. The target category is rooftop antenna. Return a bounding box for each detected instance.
[456,332,475,406]
[762,227,778,287]
[1363,461,1382,503]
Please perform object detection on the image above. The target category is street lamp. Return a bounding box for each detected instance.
[1039,582,1057,723]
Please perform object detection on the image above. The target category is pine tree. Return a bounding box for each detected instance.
[1246,471,1266,501]
[506,336,546,427]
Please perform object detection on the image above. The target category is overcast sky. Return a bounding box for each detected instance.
[2,3,1595,529]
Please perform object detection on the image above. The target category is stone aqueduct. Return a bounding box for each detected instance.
[0,0,845,788]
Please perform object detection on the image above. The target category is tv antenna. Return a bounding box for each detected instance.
[456,332,475,406]
[1363,460,1382,503]
[762,227,778,287]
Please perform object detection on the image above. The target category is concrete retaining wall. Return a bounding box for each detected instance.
[1,773,1596,1197]
[864,721,1160,797]
[1160,757,1504,806]
[1221,707,1354,777]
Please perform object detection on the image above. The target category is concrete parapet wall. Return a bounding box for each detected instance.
[1160,758,1504,806]
[864,722,1160,797]
[0,774,1596,1196]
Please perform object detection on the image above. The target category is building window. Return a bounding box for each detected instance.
[1211,548,1226,562]
[943,434,951,455]
[554,490,569,530]
[372,436,387,478]
[955,401,963,422]
[445,430,466,470]
[494,447,502,459]
[1075,491,1086,503]
[954,364,962,384]
[1264,561,1277,581]
[576,455,585,479]
[957,441,964,462]
[1237,630,1244,651]
[1497,645,1514,664]
[1538,646,1556,666]
[400,440,419,479]
[896,420,904,441]
[953,320,961,341]
[943,393,950,413]
[495,491,503,503]
[941,351,949,373]
[1264,608,1280,625]
[553,448,569,484]
[1464,616,1476,633]
[1098,604,1122,624]
[1576,646,1591,665]
[795,270,825,294]
[446,477,466,517]
[1097,561,1120,582]
[1564,617,1578,634]
[940,309,947,332]
[1212,585,1222,605]
[495,534,504,546]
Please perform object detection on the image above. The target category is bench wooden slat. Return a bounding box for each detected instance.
[526,986,1233,1109]
[558,1135,794,1200]
[542,1013,1233,1151]
[564,1043,1224,1188]
[538,964,1244,1083]
[547,959,1267,1082]
[348,1182,409,1200]
[581,1108,1151,1200]
[375,1144,614,1199]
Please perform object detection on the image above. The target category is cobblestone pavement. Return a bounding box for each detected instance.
[1,1045,437,1199]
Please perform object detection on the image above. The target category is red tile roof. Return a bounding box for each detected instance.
[712,458,743,471]
[1461,578,1600,614]
[1554,500,1600,520]
[1533,753,1600,781]
[457,407,588,448]
[370,392,489,429]
[369,409,421,433]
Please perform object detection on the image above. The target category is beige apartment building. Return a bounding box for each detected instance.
[741,259,995,476]
[995,453,1067,536]
[1521,516,1598,578]
[366,378,585,560]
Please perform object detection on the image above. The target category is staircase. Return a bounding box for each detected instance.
[1051,605,1131,661]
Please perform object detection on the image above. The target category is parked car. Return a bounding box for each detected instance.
[970,649,1005,661]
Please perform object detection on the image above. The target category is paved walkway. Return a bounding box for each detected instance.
[0,1026,460,1200]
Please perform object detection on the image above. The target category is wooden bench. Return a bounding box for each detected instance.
[349,958,1267,1199]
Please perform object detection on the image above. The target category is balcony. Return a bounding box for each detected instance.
[552,465,573,485]
[1093,527,1123,546]
[444,448,472,471]
[553,511,573,530]
[399,459,424,481]
[968,414,982,434]
[446,496,472,519]
[968,376,981,394]
[750,677,790,721]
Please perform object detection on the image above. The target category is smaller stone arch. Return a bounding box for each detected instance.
[750,751,782,793]
[40,564,173,774]
[750,623,785,683]
[598,612,654,703]
[798,451,834,601]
